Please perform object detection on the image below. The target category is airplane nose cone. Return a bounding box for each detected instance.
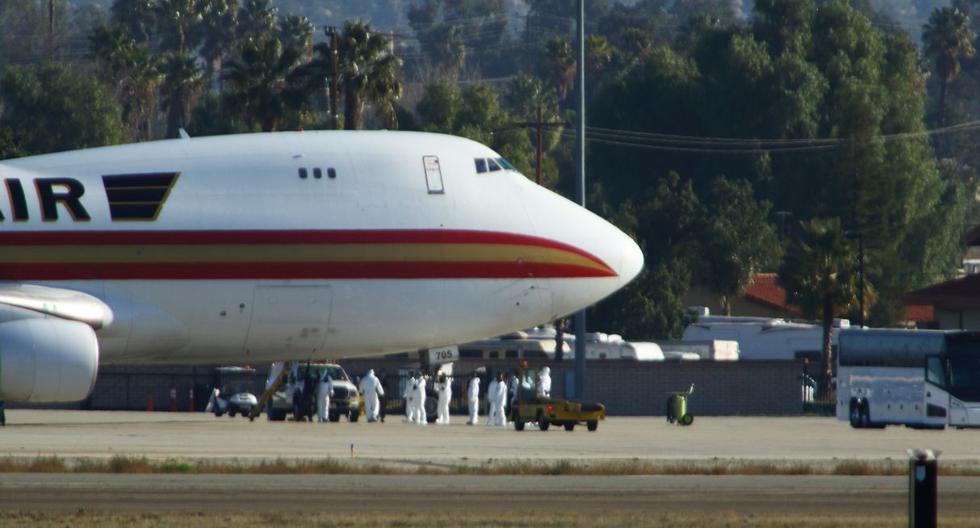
[618,231,644,286]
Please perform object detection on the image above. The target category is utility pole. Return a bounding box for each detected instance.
[573,0,587,400]
[325,26,340,130]
[48,0,55,59]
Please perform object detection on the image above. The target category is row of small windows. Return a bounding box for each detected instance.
[474,157,515,174]
[298,167,337,180]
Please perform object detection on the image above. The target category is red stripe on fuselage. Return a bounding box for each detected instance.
[0,262,615,280]
[0,230,617,280]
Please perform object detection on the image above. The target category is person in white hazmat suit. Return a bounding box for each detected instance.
[404,372,418,423]
[359,369,385,422]
[415,374,428,425]
[317,371,334,423]
[493,373,508,426]
[466,373,480,425]
[435,373,451,425]
[537,366,552,398]
[485,375,499,426]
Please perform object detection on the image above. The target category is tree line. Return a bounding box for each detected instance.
[0,1,978,386]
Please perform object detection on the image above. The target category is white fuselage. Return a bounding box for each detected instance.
[0,131,643,364]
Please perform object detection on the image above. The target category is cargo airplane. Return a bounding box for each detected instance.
[0,131,643,403]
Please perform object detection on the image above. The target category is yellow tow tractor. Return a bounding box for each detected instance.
[509,367,605,432]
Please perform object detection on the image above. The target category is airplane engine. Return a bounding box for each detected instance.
[0,318,99,402]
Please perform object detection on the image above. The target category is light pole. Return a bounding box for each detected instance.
[573,0,587,400]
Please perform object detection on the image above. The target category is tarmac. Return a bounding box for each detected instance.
[2,410,980,463]
[3,411,980,522]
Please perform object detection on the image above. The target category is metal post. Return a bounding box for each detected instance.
[573,0,587,400]
[858,233,865,327]
[908,449,939,528]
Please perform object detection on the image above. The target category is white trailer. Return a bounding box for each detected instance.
[682,316,849,361]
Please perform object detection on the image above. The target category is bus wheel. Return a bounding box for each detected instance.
[849,402,863,429]
[859,403,873,428]
[586,420,598,432]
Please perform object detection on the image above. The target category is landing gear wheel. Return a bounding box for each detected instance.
[679,414,693,426]
[587,420,598,432]
[564,423,575,431]
[514,420,525,431]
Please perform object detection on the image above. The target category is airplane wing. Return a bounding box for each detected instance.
[0,283,113,329]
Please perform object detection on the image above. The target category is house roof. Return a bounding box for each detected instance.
[905,274,980,311]
[743,273,801,315]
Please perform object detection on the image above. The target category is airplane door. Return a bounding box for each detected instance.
[423,155,444,194]
[245,285,331,357]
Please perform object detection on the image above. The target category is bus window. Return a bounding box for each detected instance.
[489,350,499,359]
[947,346,980,402]
[459,349,482,358]
[505,350,518,359]
[926,355,946,388]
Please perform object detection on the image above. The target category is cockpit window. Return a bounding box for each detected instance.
[487,158,501,172]
[496,158,515,170]
[475,158,488,174]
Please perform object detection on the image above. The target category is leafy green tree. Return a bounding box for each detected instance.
[922,7,975,131]
[698,177,782,315]
[0,63,126,155]
[778,217,859,392]
[590,172,703,339]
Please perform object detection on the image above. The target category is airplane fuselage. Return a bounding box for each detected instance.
[0,131,642,365]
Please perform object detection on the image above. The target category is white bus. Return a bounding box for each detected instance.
[837,329,980,429]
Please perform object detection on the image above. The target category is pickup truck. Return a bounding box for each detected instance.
[266,362,360,422]
[509,367,605,431]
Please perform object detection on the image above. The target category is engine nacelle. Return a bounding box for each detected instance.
[0,318,99,402]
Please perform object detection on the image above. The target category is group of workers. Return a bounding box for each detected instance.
[312,366,553,426]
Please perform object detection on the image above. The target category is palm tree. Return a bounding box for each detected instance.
[541,37,576,102]
[923,7,975,133]
[89,24,162,140]
[222,37,309,132]
[337,21,403,130]
[161,53,204,138]
[198,0,239,88]
[154,0,206,54]
[778,217,862,395]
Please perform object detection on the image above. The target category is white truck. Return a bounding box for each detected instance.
[265,362,360,422]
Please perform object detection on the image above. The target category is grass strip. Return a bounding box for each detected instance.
[2,455,980,477]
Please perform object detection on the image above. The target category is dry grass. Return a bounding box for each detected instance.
[0,455,979,477]
[0,510,960,528]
